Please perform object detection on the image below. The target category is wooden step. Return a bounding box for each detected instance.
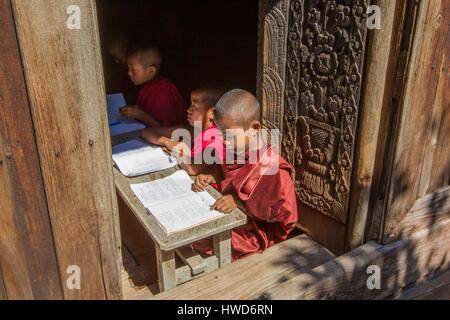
[151,234,335,300]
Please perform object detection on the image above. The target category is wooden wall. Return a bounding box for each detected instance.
[0,0,122,299]
[381,0,449,242]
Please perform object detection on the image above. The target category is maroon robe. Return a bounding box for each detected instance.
[194,146,298,260]
[137,76,186,126]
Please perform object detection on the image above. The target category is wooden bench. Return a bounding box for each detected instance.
[151,234,335,300]
[111,130,248,292]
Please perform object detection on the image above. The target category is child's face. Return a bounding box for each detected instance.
[215,117,261,155]
[187,91,213,128]
[109,44,127,65]
[127,55,156,86]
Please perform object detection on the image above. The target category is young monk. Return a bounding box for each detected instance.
[120,44,186,127]
[192,89,298,260]
[141,86,226,178]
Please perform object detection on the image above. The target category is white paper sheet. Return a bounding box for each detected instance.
[130,170,224,234]
[112,140,177,177]
[107,93,146,136]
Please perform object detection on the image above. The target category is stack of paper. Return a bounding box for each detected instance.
[112,140,177,177]
[131,170,224,234]
[107,93,145,137]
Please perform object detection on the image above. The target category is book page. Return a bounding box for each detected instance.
[149,192,223,234]
[130,170,224,234]
[112,140,176,177]
[130,170,196,206]
[107,93,146,136]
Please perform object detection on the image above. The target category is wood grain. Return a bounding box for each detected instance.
[11,0,122,299]
[152,234,335,300]
[0,0,62,300]
[384,0,449,242]
[264,218,450,300]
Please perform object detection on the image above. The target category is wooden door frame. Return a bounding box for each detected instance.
[3,0,123,299]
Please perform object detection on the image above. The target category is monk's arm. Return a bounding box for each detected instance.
[180,163,209,176]
[136,111,161,127]
[141,126,185,151]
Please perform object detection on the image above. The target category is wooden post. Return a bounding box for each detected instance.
[214,231,232,267]
[0,0,63,300]
[155,247,176,292]
[10,0,122,299]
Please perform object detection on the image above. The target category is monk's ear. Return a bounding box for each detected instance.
[251,121,261,132]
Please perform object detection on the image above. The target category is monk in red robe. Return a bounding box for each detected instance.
[120,44,186,127]
[192,89,298,260]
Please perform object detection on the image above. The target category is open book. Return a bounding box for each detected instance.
[112,139,177,177]
[107,93,145,137]
[130,170,224,234]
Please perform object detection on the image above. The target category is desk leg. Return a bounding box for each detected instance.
[155,246,176,292]
[213,230,232,267]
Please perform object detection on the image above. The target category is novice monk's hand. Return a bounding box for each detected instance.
[193,174,215,192]
[120,105,144,120]
[211,195,238,214]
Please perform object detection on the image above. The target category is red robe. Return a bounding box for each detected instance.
[194,146,298,260]
[137,77,186,126]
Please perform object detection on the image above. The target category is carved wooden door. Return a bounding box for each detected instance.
[257,0,369,254]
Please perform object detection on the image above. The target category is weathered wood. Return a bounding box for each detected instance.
[11,0,122,299]
[347,0,405,250]
[393,186,450,238]
[0,268,7,300]
[152,235,335,300]
[262,218,450,300]
[214,231,232,267]
[176,246,206,276]
[175,255,219,286]
[114,167,247,251]
[0,0,62,300]
[393,268,450,300]
[155,248,176,292]
[384,0,449,242]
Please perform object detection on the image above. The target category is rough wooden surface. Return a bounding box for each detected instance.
[12,0,122,299]
[384,0,449,242]
[176,246,206,276]
[0,0,62,300]
[114,167,247,251]
[152,234,335,300]
[393,268,450,300]
[262,218,450,300]
[346,0,404,250]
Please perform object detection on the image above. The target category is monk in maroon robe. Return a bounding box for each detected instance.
[120,44,186,127]
[193,89,298,260]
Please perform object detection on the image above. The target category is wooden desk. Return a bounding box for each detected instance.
[111,131,247,291]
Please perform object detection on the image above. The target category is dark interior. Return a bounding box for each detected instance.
[96,0,259,105]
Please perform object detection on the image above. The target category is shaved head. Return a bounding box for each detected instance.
[127,44,162,70]
[214,89,261,129]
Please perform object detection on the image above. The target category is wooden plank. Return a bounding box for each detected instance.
[155,248,176,292]
[152,235,335,300]
[347,0,406,249]
[393,269,450,300]
[426,38,450,192]
[213,231,232,267]
[175,255,219,286]
[262,218,450,300]
[384,0,449,242]
[114,167,247,251]
[175,246,206,276]
[0,0,62,300]
[11,0,122,299]
[0,268,7,300]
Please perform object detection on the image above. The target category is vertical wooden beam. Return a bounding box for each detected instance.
[155,248,176,292]
[346,0,406,249]
[11,0,122,299]
[383,0,448,242]
[0,0,62,300]
[213,231,232,267]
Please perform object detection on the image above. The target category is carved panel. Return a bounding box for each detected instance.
[257,0,290,133]
[283,0,369,223]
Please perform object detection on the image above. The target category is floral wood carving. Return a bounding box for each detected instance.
[291,0,368,223]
